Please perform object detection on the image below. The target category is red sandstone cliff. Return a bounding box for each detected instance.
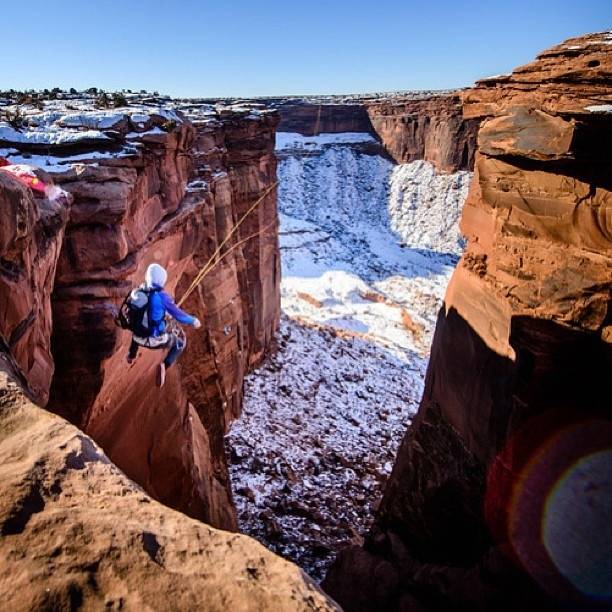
[0,103,280,531]
[366,93,480,172]
[0,102,340,611]
[277,101,372,135]
[324,31,612,611]
[0,171,69,405]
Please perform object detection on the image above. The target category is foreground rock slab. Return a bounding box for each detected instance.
[0,362,338,612]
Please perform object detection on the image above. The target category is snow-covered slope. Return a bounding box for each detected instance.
[277,136,471,356]
[388,160,469,254]
[227,133,471,580]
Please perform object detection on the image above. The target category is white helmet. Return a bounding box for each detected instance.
[145,263,167,289]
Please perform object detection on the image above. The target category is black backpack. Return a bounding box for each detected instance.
[115,287,160,337]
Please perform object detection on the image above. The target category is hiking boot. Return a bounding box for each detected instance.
[156,362,166,388]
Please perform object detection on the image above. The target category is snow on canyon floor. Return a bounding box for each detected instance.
[227,132,471,581]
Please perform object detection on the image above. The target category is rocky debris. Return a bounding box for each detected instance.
[0,359,339,612]
[0,171,69,405]
[228,315,426,581]
[324,31,612,611]
[387,160,471,254]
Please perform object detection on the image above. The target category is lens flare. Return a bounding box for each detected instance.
[543,450,612,600]
[486,417,612,607]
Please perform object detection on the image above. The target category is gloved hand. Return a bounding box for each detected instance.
[193,318,202,329]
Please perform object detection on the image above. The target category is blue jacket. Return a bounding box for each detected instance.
[148,287,196,336]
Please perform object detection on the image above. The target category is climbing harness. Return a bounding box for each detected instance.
[177,181,278,306]
[168,320,186,348]
[117,293,184,353]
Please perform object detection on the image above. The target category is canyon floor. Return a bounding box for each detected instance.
[227,132,471,580]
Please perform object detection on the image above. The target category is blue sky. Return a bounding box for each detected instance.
[1,0,610,97]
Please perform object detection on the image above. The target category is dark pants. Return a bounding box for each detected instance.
[128,334,185,368]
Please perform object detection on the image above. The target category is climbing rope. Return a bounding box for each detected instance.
[197,218,278,277]
[314,104,322,136]
[177,181,278,306]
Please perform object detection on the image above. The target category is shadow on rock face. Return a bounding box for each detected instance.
[323,308,612,612]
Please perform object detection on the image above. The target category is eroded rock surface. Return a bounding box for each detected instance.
[324,32,612,611]
[277,100,372,135]
[366,93,480,172]
[0,359,339,612]
[0,98,342,610]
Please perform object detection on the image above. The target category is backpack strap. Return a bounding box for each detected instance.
[146,287,165,335]
[114,290,134,329]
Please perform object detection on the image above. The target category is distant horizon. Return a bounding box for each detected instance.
[1,86,470,101]
[1,1,610,98]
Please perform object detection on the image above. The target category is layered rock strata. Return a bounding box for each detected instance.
[277,101,372,135]
[1,102,280,530]
[324,32,612,611]
[275,93,479,172]
[0,100,340,610]
[366,93,480,172]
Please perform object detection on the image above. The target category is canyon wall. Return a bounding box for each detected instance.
[324,32,612,611]
[276,101,372,135]
[0,171,68,405]
[0,102,339,611]
[1,103,280,531]
[175,109,281,506]
[366,94,480,172]
[275,93,479,172]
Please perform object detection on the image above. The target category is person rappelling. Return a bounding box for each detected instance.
[116,263,201,387]
[114,182,277,389]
